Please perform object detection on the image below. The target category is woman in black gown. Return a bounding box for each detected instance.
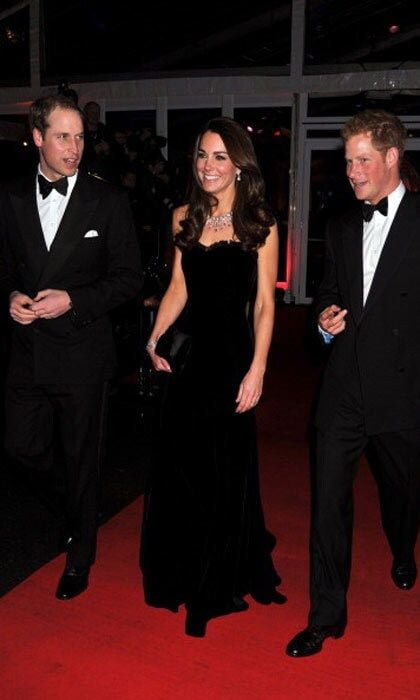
[141,117,286,637]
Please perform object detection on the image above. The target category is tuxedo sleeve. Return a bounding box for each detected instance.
[313,221,343,320]
[0,189,20,298]
[67,189,142,326]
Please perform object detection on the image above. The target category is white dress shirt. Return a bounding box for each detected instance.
[37,168,78,250]
[362,181,405,304]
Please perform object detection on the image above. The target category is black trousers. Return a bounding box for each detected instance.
[4,381,108,570]
[310,387,420,628]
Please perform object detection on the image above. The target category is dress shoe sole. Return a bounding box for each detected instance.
[391,574,417,590]
[146,600,180,613]
[285,628,344,658]
[185,616,207,638]
[391,563,417,591]
[56,574,89,600]
[392,579,416,590]
[56,585,88,600]
[252,590,288,605]
[213,597,249,617]
[184,597,249,638]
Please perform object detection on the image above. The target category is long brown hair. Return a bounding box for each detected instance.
[175,117,275,251]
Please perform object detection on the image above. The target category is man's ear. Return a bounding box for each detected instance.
[386,146,399,168]
[32,128,43,148]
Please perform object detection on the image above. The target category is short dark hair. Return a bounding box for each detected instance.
[341,109,407,163]
[29,94,85,136]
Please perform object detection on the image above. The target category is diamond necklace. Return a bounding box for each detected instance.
[205,211,233,231]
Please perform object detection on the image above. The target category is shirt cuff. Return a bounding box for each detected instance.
[318,326,334,344]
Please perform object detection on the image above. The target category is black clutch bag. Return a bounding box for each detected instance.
[155,325,191,374]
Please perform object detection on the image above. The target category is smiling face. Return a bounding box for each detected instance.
[32,106,85,181]
[345,132,400,204]
[195,130,240,198]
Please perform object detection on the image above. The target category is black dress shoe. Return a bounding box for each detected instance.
[251,589,288,605]
[56,566,90,600]
[211,596,250,618]
[285,625,345,657]
[185,609,207,638]
[228,596,249,613]
[391,560,417,590]
[144,594,180,613]
[185,596,249,637]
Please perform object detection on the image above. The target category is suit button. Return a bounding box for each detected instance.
[398,367,405,373]
[392,329,399,336]
[400,292,408,297]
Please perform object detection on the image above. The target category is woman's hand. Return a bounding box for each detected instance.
[235,366,264,413]
[235,221,276,414]
[144,238,188,375]
[146,341,172,373]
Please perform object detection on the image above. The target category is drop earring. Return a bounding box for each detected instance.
[236,172,242,182]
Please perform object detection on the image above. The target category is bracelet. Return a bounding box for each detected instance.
[146,339,157,351]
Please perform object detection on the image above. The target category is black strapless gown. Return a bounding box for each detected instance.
[140,241,282,625]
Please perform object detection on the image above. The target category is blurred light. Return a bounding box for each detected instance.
[388,24,399,34]
[246,125,253,133]
[273,129,282,137]
[22,141,28,147]
[5,27,19,44]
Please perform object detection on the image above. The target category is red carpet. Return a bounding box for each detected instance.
[1,307,419,699]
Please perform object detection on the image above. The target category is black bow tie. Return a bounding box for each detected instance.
[362,197,388,222]
[38,174,68,199]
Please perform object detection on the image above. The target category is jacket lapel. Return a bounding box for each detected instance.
[363,193,416,314]
[37,172,99,287]
[341,209,364,325]
[10,177,49,284]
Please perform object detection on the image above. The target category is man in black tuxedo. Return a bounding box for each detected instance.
[0,94,142,600]
[287,110,419,657]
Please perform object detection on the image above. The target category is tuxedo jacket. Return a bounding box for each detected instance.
[0,170,142,384]
[314,190,420,435]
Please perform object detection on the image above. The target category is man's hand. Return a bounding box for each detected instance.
[31,289,72,319]
[319,304,347,336]
[9,291,37,325]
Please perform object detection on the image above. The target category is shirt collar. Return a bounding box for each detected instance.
[387,180,406,217]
